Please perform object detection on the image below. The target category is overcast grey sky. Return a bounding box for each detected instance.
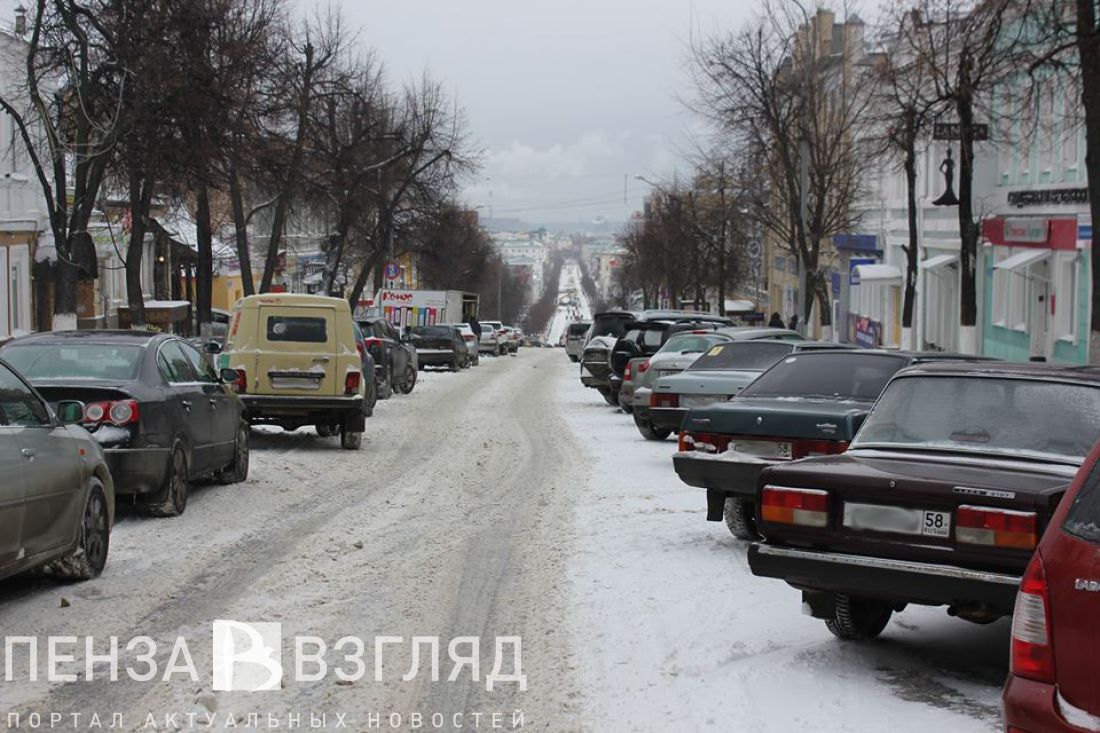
[341,0,757,228]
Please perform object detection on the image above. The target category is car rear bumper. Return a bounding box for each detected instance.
[1004,676,1090,733]
[581,375,609,389]
[672,452,770,500]
[650,407,687,431]
[748,543,1022,612]
[417,350,457,365]
[104,447,171,495]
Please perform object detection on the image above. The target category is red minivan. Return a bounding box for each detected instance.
[1003,441,1100,732]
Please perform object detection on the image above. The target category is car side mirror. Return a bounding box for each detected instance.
[55,400,85,426]
[220,368,240,385]
[204,342,223,354]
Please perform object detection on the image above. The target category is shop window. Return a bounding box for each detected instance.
[992,249,1009,327]
[1054,253,1078,343]
[992,248,1029,331]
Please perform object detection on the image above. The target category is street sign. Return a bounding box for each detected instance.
[383,262,401,280]
[933,122,990,141]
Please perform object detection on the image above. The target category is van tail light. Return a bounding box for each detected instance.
[638,359,650,374]
[956,506,1038,550]
[344,370,362,395]
[624,363,632,381]
[1011,552,1055,683]
[234,369,247,394]
[84,400,139,426]
[650,392,679,408]
[678,431,731,454]
[790,439,849,460]
[760,486,829,528]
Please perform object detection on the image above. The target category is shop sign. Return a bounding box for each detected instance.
[1003,218,1049,244]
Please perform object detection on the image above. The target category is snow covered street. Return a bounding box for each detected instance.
[0,340,1012,732]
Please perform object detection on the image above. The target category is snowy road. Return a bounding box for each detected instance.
[0,343,1009,731]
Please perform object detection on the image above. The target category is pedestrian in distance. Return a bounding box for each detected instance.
[789,314,799,332]
[768,312,785,329]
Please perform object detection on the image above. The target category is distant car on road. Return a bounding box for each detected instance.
[1003,430,1100,732]
[409,325,467,371]
[0,358,114,581]
[749,362,1100,642]
[443,323,481,366]
[565,321,590,362]
[482,321,508,356]
[3,330,249,515]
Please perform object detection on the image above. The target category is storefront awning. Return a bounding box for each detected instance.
[919,253,959,271]
[994,248,1050,272]
[852,264,902,284]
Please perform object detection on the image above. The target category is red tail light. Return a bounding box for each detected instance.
[678,431,731,454]
[760,486,829,528]
[638,359,650,374]
[356,341,365,359]
[790,439,849,460]
[84,399,139,426]
[651,392,679,408]
[344,371,362,395]
[1011,553,1055,683]
[956,506,1038,550]
[234,368,247,394]
[624,363,632,381]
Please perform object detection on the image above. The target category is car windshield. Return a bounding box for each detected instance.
[852,376,1100,463]
[687,342,793,371]
[659,333,725,355]
[3,343,145,381]
[739,353,907,400]
[410,326,453,338]
[591,314,633,339]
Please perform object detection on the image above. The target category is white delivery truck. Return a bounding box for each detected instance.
[373,289,480,329]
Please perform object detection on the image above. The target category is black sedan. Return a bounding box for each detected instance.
[408,325,466,371]
[356,317,418,397]
[1,331,249,517]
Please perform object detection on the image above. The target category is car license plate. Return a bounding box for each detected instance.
[844,503,952,538]
[730,440,791,459]
[680,395,721,408]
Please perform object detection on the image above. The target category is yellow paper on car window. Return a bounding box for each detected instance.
[707,346,723,356]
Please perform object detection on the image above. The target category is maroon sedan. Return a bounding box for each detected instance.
[1003,438,1100,732]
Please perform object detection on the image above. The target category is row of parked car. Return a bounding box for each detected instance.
[0,293,526,592]
[575,308,1100,732]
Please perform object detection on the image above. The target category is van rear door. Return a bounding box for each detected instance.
[255,306,338,396]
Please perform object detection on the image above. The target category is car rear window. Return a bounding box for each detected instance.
[1065,461,1100,544]
[853,376,1100,463]
[739,353,907,400]
[267,316,327,343]
[568,323,590,336]
[688,342,793,371]
[411,326,453,338]
[591,314,633,339]
[660,333,725,355]
[3,343,145,381]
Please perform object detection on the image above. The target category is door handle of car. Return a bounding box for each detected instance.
[20,448,34,459]
[312,356,330,363]
[181,400,192,410]
[209,398,218,407]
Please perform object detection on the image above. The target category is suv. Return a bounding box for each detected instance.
[356,317,417,397]
[565,322,590,362]
[221,294,369,450]
[580,310,638,404]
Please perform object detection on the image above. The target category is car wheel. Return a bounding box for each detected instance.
[377,363,393,401]
[398,365,417,394]
[216,422,250,485]
[48,479,110,580]
[316,424,334,437]
[602,389,618,406]
[723,497,756,540]
[634,413,672,441]
[620,402,634,415]
[146,445,188,518]
[450,357,460,372]
[340,429,363,450]
[825,594,893,641]
[569,355,579,363]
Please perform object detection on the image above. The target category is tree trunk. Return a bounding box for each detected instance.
[348,248,383,309]
[902,143,919,330]
[1077,0,1100,361]
[228,164,254,297]
[195,185,214,336]
[53,257,79,324]
[956,62,979,331]
[125,173,151,328]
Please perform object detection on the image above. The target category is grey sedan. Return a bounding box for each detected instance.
[0,359,114,581]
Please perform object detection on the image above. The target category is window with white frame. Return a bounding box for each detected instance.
[1054,252,1078,342]
[992,248,1009,327]
[992,247,1030,331]
[1062,90,1080,172]
[1018,118,1032,181]
[1040,80,1056,174]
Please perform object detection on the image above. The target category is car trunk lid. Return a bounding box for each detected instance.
[683,397,869,442]
[255,306,338,396]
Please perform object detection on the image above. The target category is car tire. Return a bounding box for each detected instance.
[146,445,188,518]
[316,424,334,437]
[620,402,634,415]
[340,429,363,450]
[569,354,579,362]
[377,363,393,401]
[450,357,460,372]
[825,594,893,641]
[398,365,417,394]
[602,389,618,407]
[634,413,672,441]
[216,422,250,485]
[47,479,110,580]
[723,497,756,540]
